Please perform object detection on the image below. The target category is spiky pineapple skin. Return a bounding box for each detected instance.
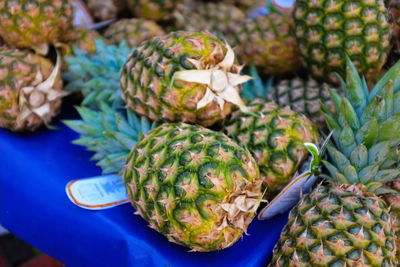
[0,0,73,51]
[124,123,262,252]
[0,47,64,131]
[230,12,301,75]
[173,2,245,39]
[62,27,101,54]
[270,184,398,266]
[127,0,184,21]
[120,31,240,126]
[384,181,400,261]
[267,78,336,128]
[293,0,391,84]
[223,99,320,199]
[104,18,165,47]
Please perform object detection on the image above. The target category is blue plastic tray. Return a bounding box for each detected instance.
[0,104,288,267]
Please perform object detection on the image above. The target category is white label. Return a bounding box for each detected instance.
[258,171,317,220]
[66,174,129,210]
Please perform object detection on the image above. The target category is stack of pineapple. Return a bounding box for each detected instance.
[0,0,399,264]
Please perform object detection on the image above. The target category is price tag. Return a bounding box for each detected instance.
[66,174,129,210]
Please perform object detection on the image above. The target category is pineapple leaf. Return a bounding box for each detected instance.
[349,144,368,171]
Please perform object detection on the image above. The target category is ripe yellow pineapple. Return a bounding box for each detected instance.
[0,0,73,54]
[104,19,165,47]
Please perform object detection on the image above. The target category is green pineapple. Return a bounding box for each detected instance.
[384,181,400,260]
[0,0,73,54]
[230,11,301,75]
[223,98,320,199]
[120,31,251,127]
[0,47,65,131]
[124,122,262,251]
[66,106,263,252]
[127,0,184,21]
[173,2,245,39]
[269,58,400,266]
[293,0,391,84]
[63,39,131,109]
[104,18,165,48]
[241,66,338,128]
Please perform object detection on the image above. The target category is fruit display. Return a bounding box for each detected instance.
[229,11,301,75]
[223,98,320,199]
[2,0,400,264]
[173,2,245,38]
[293,0,391,84]
[0,47,65,131]
[269,58,400,266]
[120,31,251,127]
[103,18,165,47]
[127,0,184,21]
[0,0,73,54]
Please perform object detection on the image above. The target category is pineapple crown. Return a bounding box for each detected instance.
[240,65,272,101]
[64,103,156,174]
[322,56,400,194]
[63,39,132,110]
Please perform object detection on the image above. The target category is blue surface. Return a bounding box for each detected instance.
[0,104,288,267]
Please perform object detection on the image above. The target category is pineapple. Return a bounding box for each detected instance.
[86,0,127,21]
[0,47,65,131]
[223,98,320,199]
[104,19,165,48]
[384,180,400,260]
[267,78,337,128]
[223,0,265,11]
[0,0,73,54]
[66,107,263,251]
[127,0,184,21]
[229,12,301,75]
[124,122,262,251]
[269,58,400,266]
[293,0,391,84]
[240,66,338,128]
[61,27,101,54]
[173,2,245,39]
[120,31,251,127]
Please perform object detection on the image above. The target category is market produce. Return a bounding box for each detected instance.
[384,181,400,259]
[173,2,245,38]
[66,107,263,251]
[61,27,100,55]
[104,18,165,47]
[386,0,400,67]
[0,0,73,54]
[86,0,127,21]
[124,122,262,251]
[269,58,400,266]
[0,47,65,131]
[293,0,391,84]
[223,98,319,199]
[267,78,336,128]
[127,0,184,21]
[230,11,301,75]
[241,67,337,128]
[120,31,251,127]
[63,39,131,109]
